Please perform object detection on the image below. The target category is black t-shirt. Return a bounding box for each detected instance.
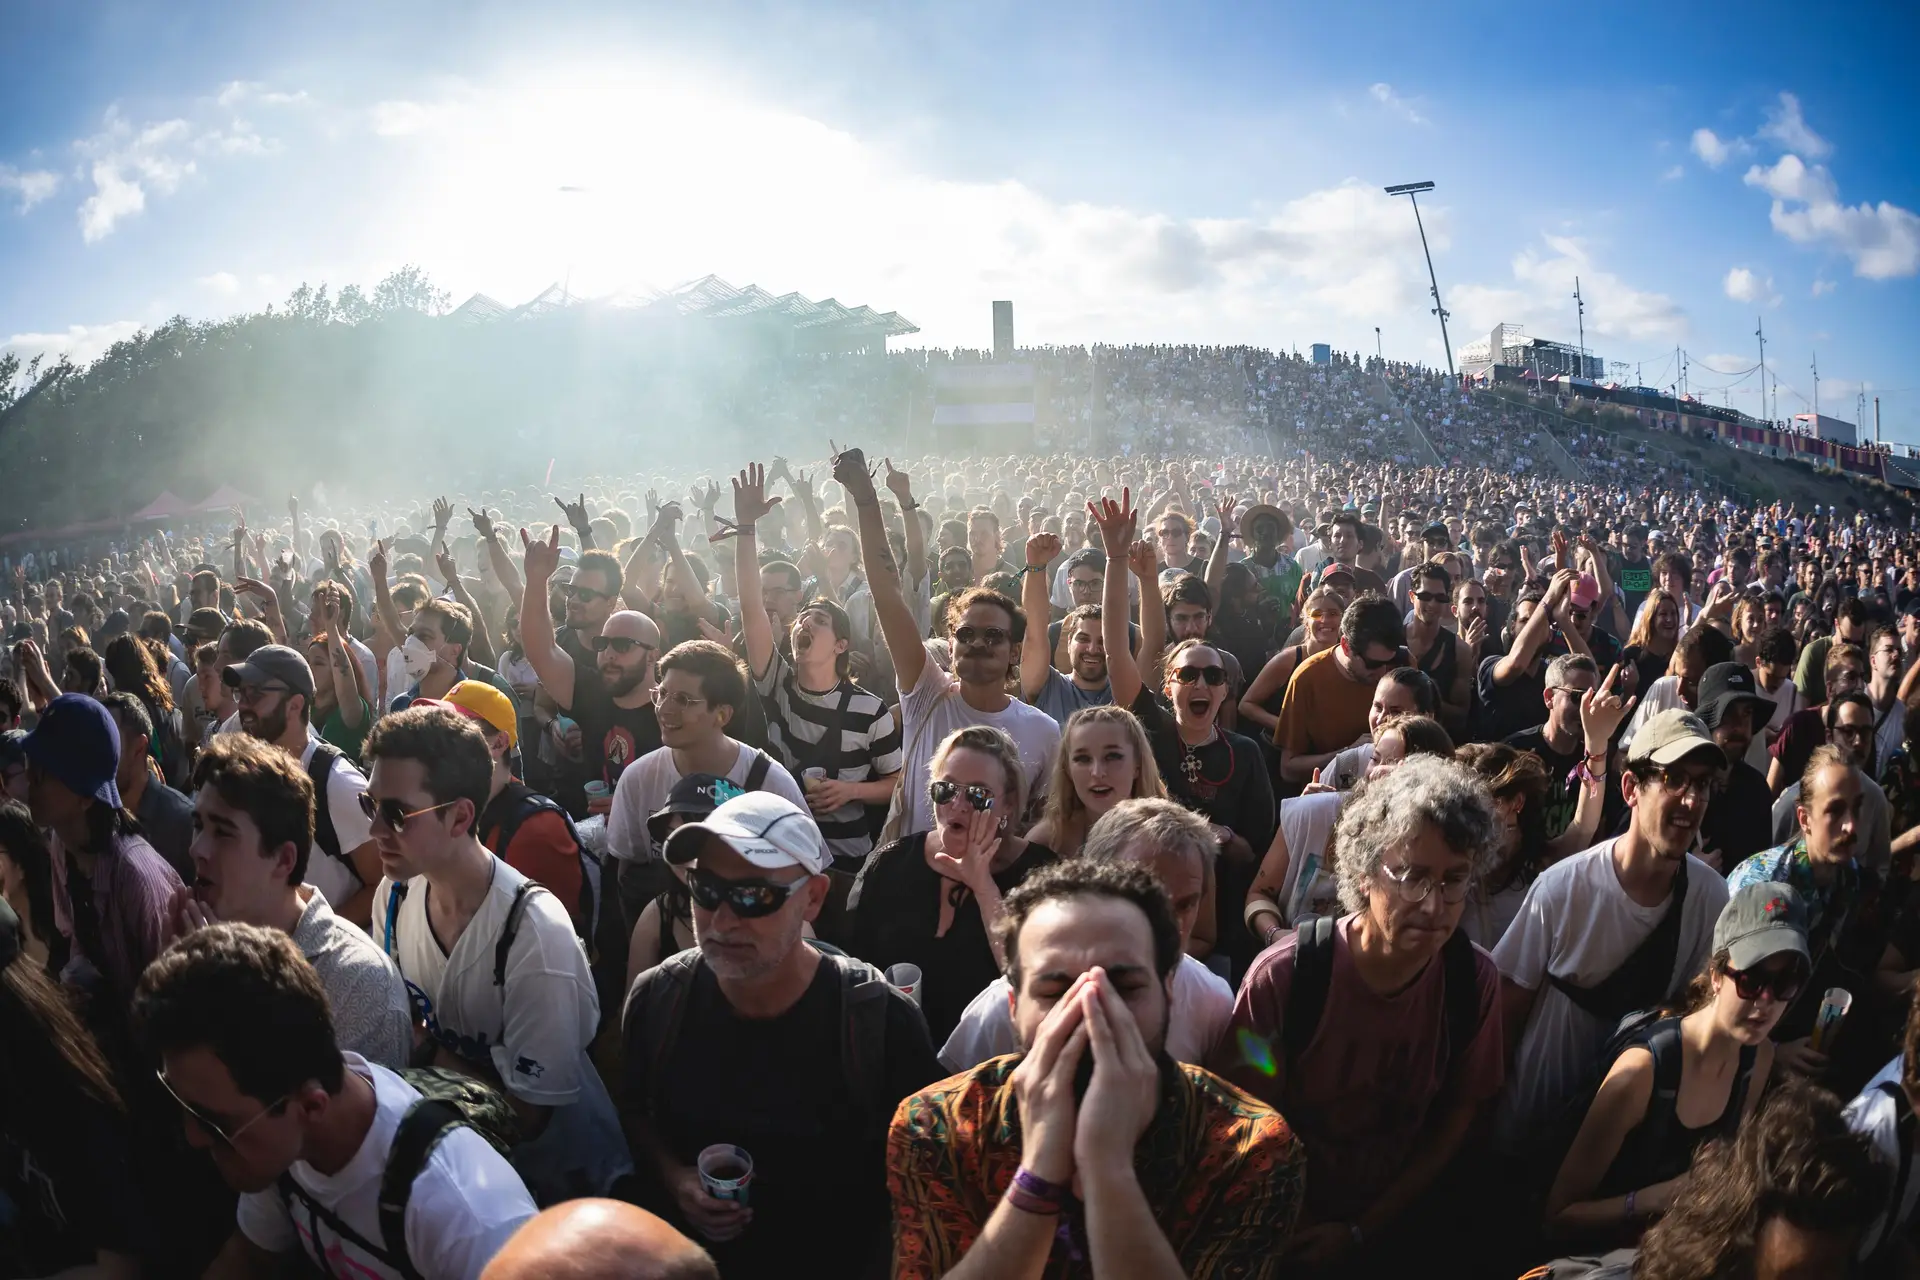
[845,833,1055,1044]
[0,1093,146,1274]
[630,959,943,1280]
[1128,687,1275,853]
[1702,760,1775,871]
[565,667,662,815]
[1504,725,1624,845]
[1619,558,1654,616]
[1413,625,1459,700]
[1477,654,1547,743]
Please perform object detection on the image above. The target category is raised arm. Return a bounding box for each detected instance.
[1091,493,1144,707]
[1130,538,1167,685]
[837,446,926,692]
[1020,531,1063,700]
[885,459,929,592]
[316,586,366,732]
[731,464,782,680]
[790,469,825,546]
[659,520,718,625]
[366,540,406,651]
[471,508,523,604]
[1204,495,1235,600]
[433,543,496,667]
[1493,569,1573,684]
[554,493,595,551]
[516,526,578,710]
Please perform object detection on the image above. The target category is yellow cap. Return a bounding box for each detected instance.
[444,680,517,747]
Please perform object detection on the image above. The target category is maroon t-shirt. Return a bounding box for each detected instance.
[1215,913,1505,1220]
[1770,706,1827,788]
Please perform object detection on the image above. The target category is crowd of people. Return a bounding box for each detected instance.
[5,355,1920,1279]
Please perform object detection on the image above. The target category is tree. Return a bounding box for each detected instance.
[334,283,373,326]
[285,282,334,325]
[371,265,451,317]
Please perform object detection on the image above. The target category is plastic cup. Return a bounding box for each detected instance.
[1811,987,1853,1052]
[583,780,611,802]
[697,1144,754,1205]
[802,767,827,791]
[887,963,923,1006]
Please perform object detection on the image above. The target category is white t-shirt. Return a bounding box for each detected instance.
[606,740,809,864]
[896,649,1061,835]
[1491,840,1729,1148]
[303,733,376,912]
[1277,791,1344,924]
[938,953,1234,1073]
[1461,880,1530,951]
[1844,1056,1920,1262]
[237,1053,535,1280]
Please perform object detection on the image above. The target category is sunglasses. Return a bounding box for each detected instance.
[358,793,459,833]
[1725,960,1809,1004]
[1413,591,1450,605]
[929,780,995,811]
[953,625,1011,649]
[564,585,610,603]
[1171,665,1227,686]
[1355,646,1410,673]
[590,635,654,655]
[157,1070,288,1147]
[687,867,815,918]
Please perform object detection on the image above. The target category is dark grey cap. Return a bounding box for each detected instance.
[1712,880,1810,972]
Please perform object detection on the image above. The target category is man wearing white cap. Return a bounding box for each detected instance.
[1492,708,1732,1161]
[620,792,943,1280]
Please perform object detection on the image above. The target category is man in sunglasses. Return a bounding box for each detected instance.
[1275,595,1406,792]
[622,791,943,1279]
[226,644,382,929]
[556,548,625,667]
[132,924,538,1280]
[1477,569,1590,743]
[1732,745,1909,1089]
[1493,709,1732,1161]
[366,705,631,1205]
[520,524,665,817]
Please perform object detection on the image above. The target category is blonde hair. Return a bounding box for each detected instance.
[930,724,1028,819]
[1036,705,1166,842]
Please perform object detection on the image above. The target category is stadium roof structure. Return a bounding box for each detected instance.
[447,274,918,349]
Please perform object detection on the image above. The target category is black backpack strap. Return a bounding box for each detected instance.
[1281,915,1337,1068]
[1876,1080,1916,1259]
[1440,927,1483,1078]
[279,1169,409,1277]
[1548,860,1691,1022]
[829,949,895,1136]
[307,742,344,866]
[490,786,597,945]
[632,949,703,1126]
[1637,1019,1686,1169]
[492,881,538,987]
[744,749,773,792]
[1721,1042,1760,1141]
[374,1099,464,1280]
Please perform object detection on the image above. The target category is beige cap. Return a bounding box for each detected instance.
[1626,708,1726,768]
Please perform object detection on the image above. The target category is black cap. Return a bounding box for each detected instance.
[647,773,743,844]
[1421,521,1452,545]
[1696,662,1773,730]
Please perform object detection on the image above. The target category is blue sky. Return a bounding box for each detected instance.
[2,0,1915,439]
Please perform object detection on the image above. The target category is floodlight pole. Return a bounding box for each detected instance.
[1385,182,1454,378]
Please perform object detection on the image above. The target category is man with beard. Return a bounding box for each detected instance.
[1492,709,1732,1162]
[557,548,624,667]
[1732,748,1912,1091]
[731,464,902,873]
[888,858,1305,1277]
[1695,662,1779,871]
[621,792,942,1280]
[520,525,664,817]
[170,734,411,1067]
[1770,692,1895,873]
[839,447,1058,835]
[1021,531,1113,725]
[224,645,380,928]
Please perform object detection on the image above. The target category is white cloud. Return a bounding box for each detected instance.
[2,320,145,367]
[1697,354,1755,376]
[1660,165,1685,182]
[1812,278,1836,297]
[216,81,309,110]
[1690,127,1745,168]
[1744,155,1920,280]
[71,108,199,241]
[1452,234,1685,348]
[369,98,465,137]
[78,162,146,242]
[196,271,240,295]
[1722,266,1779,306]
[1758,91,1830,160]
[1368,82,1426,125]
[0,165,58,212]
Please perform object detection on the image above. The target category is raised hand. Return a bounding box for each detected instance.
[694,480,723,513]
[520,526,562,582]
[312,582,341,632]
[790,470,816,505]
[468,506,497,542]
[1126,538,1158,583]
[431,496,454,533]
[1025,531,1062,569]
[368,538,390,585]
[1216,494,1238,526]
[1009,972,1092,1184]
[768,455,792,484]
[234,576,277,607]
[731,464,782,528]
[554,493,591,530]
[883,457,915,505]
[1580,663,1636,751]
[1086,488,1137,555]
[928,806,1003,895]
[1072,972,1162,1172]
[829,445,874,498]
[435,542,460,587]
[649,501,685,543]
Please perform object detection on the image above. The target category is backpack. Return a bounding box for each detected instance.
[1282,915,1482,1090]
[383,879,541,989]
[742,748,773,793]
[626,945,897,1136]
[306,742,348,872]
[277,1065,519,1280]
[486,781,600,957]
[1517,1250,1637,1280]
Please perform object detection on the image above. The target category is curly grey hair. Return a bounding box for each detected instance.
[1334,754,1500,913]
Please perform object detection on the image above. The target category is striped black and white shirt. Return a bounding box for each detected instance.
[754,652,904,868]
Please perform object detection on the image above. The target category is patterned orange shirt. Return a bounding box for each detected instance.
[887,1055,1306,1278]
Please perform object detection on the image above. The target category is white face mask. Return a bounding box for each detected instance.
[401,634,437,680]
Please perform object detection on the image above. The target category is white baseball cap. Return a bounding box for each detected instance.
[662,791,829,876]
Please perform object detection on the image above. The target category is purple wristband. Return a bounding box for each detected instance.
[1013,1166,1070,1204]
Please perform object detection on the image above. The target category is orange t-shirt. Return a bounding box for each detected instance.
[482,809,586,933]
[1275,647,1374,759]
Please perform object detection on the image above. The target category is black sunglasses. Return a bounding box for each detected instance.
[929,780,995,811]
[357,793,458,833]
[1356,646,1410,673]
[1413,591,1450,604]
[564,584,609,603]
[953,625,1011,649]
[1726,960,1809,1004]
[1171,665,1227,686]
[590,635,654,655]
[686,867,814,918]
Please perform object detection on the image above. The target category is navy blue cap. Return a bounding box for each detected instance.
[21,694,121,809]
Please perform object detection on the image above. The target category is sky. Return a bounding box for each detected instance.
[2,0,1916,440]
